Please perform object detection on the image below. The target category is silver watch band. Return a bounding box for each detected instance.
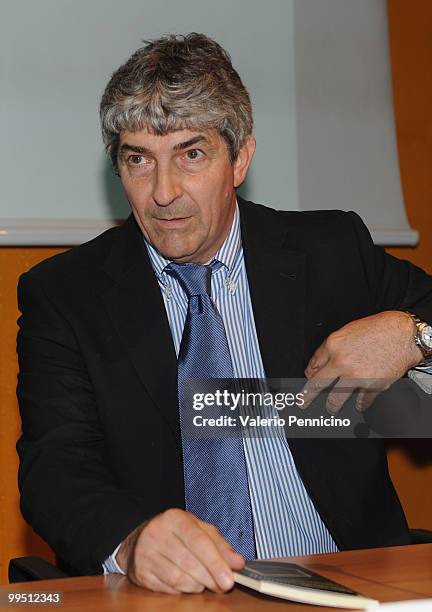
[405,311,432,365]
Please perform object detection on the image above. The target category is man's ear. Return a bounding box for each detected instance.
[233,136,256,188]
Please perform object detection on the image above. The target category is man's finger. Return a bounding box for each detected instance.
[199,521,245,569]
[356,378,395,412]
[157,530,221,592]
[304,344,330,379]
[129,563,181,594]
[145,572,182,594]
[356,389,380,412]
[176,517,236,591]
[325,377,356,415]
[149,551,206,593]
[301,364,340,409]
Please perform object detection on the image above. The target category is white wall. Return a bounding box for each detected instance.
[0,0,416,245]
[293,0,417,245]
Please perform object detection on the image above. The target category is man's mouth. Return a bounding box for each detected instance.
[155,216,192,227]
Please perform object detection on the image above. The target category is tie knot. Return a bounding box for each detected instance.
[166,262,212,298]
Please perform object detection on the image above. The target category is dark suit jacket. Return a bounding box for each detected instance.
[16,198,432,575]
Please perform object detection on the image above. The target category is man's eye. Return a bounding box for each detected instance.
[185,149,204,161]
[127,155,146,165]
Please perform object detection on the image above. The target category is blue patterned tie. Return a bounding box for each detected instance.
[166,262,256,559]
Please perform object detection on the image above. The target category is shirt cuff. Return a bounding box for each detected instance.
[408,368,432,394]
[102,542,126,575]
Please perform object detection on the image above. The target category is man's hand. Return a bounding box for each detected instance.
[116,508,245,594]
[302,311,423,414]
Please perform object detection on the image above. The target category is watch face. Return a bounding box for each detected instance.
[421,325,432,350]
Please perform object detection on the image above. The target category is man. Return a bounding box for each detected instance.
[17,33,432,595]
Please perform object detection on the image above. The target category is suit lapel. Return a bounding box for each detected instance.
[97,215,181,444]
[239,198,307,379]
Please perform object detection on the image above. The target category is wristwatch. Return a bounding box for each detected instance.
[406,312,432,365]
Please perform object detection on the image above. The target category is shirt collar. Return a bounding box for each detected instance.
[213,204,241,273]
[144,203,242,278]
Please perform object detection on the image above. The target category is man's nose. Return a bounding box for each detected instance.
[152,165,181,206]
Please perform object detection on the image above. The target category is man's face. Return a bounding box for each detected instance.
[117,128,255,263]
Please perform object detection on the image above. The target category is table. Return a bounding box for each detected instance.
[1,544,432,610]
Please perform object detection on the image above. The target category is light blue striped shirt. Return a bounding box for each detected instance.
[145,205,338,559]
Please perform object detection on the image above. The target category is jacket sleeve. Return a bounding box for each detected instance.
[348,211,432,323]
[16,270,146,575]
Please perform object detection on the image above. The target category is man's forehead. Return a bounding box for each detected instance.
[118,127,221,150]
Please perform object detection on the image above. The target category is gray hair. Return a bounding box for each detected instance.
[100,33,253,171]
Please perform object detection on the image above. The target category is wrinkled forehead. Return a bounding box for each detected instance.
[118,127,226,155]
